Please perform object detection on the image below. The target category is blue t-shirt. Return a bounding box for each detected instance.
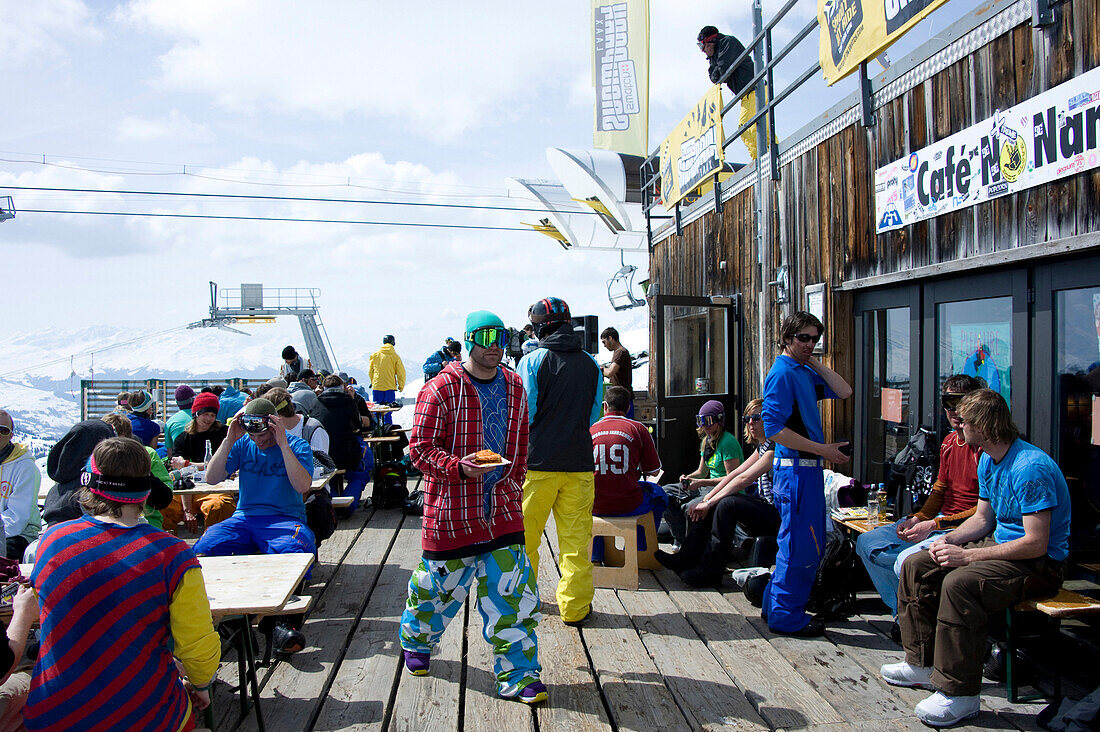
[978,439,1071,561]
[225,433,314,522]
[470,369,508,519]
[762,354,839,460]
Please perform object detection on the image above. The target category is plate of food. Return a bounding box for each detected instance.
[460,450,511,469]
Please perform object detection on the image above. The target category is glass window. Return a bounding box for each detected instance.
[663,305,727,396]
[1054,286,1100,553]
[937,297,1012,418]
[866,307,910,483]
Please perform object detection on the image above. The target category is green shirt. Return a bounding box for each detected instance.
[702,430,744,479]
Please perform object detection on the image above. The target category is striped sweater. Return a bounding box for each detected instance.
[26,516,208,732]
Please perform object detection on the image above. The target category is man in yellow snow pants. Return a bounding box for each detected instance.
[522,471,595,623]
[516,297,603,626]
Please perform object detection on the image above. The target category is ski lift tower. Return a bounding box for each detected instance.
[190,282,337,373]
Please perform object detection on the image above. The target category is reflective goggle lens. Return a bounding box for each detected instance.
[240,414,269,433]
[696,414,722,427]
[469,327,507,349]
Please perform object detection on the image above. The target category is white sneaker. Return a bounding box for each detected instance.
[880,661,934,689]
[914,691,980,727]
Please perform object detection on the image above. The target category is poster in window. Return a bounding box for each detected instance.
[881,387,903,423]
[948,322,1011,402]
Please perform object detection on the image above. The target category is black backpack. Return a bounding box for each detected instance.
[372,461,409,509]
[807,533,860,619]
[887,426,939,517]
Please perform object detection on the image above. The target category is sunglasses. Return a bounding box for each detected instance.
[696,414,723,427]
[240,414,270,434]
[0,425,11,437]
[941,393,966,411]
[741,413,762,424]
[792,333,822,343]
[467,326,508,349]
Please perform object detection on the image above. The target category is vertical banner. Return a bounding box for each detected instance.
[593,0,649,157]
[818,0,948,85]
[659,85,725,209]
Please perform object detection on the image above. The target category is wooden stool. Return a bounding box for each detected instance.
[597,512,660,571]
[590,516,639,590]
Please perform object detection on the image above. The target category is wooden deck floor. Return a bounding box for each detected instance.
[208,507,1047,731]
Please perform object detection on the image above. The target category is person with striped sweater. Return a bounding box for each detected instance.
[25,437,220,731]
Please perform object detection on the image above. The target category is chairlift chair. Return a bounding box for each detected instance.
[0,196,14,222]
[607,256,646,311]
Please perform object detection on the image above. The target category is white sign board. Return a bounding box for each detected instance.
[875,65,1100,233]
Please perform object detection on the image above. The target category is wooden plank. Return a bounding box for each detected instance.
[619,573,768,731]
[533,535,613,732]
[311,516,422,731]
[389,597,464,732]
[208,508,373,727]
[723,589,911,724]
[462,593,536,732]
[657,574,844,728]
[583,586,692,732]
[234,509,403,732]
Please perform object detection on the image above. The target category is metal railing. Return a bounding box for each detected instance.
[641,0,822,246]
[216,285,323,312]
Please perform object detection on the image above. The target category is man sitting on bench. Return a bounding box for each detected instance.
[194,398,316,656]
[881,388,1071,727]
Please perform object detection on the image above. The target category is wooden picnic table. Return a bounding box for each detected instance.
[830,512,879,535]
[366,404,401,414]
[362,435,401,444]
[173,470,343,496]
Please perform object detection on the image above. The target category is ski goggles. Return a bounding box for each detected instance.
[696,414,723,427]
[741,413,762,425]
[466,326,508,349]
[0,425,11,437]
[941,393,967,411]
[240,414,271,434]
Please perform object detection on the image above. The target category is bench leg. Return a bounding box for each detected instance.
[1005,608,1049,704]
[226,615,267,731]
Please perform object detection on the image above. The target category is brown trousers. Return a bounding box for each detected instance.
[160,493,237,533]
[897,538,1064,696]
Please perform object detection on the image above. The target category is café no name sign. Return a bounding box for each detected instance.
[875,65,1100,233]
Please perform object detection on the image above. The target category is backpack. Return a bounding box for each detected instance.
[305,488,336,543]
[371,423,410,465]
[807,533,860,619]
[372,461,409,509]
[301,416,322,447]
[887,426,939,517]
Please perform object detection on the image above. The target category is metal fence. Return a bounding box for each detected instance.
[81,378,270,421]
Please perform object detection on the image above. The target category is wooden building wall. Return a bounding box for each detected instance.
[649,0,1099,453]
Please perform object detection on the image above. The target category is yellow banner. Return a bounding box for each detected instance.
[592,0,649,157]
[659,85,724,210]
[819,0,948,85]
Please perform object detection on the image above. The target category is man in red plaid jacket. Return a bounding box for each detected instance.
[398,309,547,704]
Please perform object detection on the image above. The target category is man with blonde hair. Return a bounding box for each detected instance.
[881,388,1071,727]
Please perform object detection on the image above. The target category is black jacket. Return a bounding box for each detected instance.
[517,324,602,472]
[709,33,754,95]
[44,419,114,526]
[316,389,363,470]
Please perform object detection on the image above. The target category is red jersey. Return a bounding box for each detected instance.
[590,412,661,515]
[938,431,981,516]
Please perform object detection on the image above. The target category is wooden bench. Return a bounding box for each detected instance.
[331,496,354,510]
[1007,587,1100,702]
[590,513,660,591]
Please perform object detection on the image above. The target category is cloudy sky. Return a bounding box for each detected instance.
[0,0,972,375]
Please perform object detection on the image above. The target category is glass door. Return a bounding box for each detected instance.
[865,307,912,485]
[654,295,740,480]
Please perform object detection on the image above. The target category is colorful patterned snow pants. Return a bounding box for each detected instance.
[399,544,541,697]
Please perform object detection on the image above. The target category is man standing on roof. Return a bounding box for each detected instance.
[698,25,764,160]
[370,335,406,425]
[762,311,852,637]
[400,309,546,704]
[518,297,603,626]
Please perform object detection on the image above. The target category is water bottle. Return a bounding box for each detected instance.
[877,484,891,524]
[866,485,880,525]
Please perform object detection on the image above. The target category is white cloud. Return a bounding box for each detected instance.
[117,109,213,142]
[0,0,100,67]
[116,0,590,141]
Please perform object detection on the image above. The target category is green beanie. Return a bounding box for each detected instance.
[243,397,277,416]
[464,310,505,351]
